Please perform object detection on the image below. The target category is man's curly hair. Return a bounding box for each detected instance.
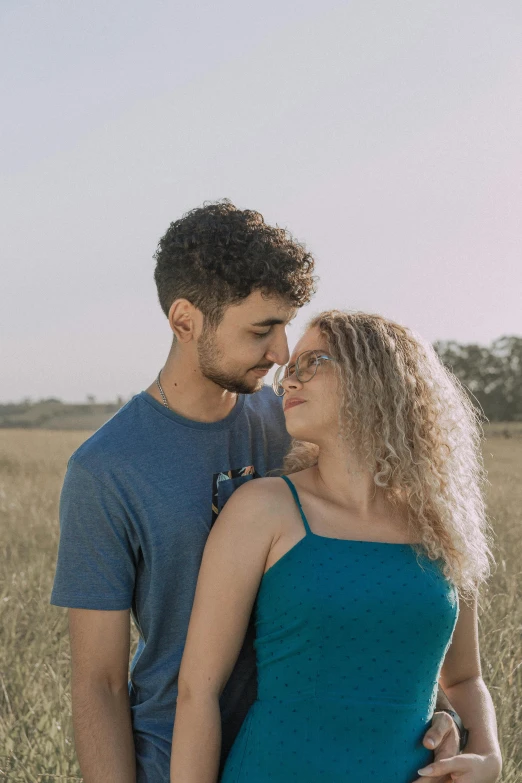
[153,200,317,329]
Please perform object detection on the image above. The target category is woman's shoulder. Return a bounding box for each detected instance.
[228,470,312,512]
[229,475,288,505]
[213,471,315,546]
[212,477,291,542]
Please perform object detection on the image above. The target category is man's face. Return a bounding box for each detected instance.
[197,291,296,394]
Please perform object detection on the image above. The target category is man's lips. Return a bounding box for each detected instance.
[252,367,271,377]
[284,398,305,411]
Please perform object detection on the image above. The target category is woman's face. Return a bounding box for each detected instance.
[281,326,340,445]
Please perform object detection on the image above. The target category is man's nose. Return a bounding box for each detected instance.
[265,331,290,367]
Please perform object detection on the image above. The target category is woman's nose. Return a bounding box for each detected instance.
[282,370,302,392]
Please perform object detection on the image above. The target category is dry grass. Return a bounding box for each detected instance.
[0,428,520,781]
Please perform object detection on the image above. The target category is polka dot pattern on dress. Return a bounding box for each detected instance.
[221,476,459,783]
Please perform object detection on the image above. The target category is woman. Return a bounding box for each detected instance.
[170,310,502,783]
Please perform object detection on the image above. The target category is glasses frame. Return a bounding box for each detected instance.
[272,349,336,397]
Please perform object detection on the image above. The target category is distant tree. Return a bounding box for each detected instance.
[86,395,96,405]
[434,336,522,422]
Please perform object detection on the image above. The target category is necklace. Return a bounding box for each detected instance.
[156,369,239,413]
[156,369,169,409]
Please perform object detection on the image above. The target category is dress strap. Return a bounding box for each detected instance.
[280,475,313,536]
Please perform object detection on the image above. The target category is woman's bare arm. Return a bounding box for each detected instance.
[415,594,502,781]
[438,595,501,755]
[170,478,280,783]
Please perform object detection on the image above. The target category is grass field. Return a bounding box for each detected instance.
[0,427,520,781]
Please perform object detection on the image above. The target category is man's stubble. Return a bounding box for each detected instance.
[197,326,265,396]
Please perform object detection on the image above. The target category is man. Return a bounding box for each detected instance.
[51,200,463,782]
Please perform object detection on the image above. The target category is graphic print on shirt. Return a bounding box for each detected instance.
[212,465,260,525]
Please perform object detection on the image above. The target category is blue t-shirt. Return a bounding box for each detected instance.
[51,387,290,783]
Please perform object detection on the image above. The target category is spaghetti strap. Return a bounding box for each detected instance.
[280,475,313,536]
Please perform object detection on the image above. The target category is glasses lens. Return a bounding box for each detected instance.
[273,365,287,396]
[296,351,319,383]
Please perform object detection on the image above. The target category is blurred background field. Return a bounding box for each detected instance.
[0,426,520,781]
[3,2,521,779]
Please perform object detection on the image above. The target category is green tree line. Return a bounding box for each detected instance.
[1,338,521,426]
[434,336,522,422]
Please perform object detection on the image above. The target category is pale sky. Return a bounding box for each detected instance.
[1,0,521,403]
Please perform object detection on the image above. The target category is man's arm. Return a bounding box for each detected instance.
[434,685,455,713]
[417,685,461,775]
[69,608,136,783]
[430,685,462,748]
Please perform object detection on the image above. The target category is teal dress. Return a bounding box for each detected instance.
[221,476,459,783]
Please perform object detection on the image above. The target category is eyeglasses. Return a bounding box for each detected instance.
[272,349,336,397]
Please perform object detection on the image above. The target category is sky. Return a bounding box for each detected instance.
[1,0,521,403]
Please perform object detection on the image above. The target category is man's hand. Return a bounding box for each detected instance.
[416,752,502,782]
[412,711,460,783]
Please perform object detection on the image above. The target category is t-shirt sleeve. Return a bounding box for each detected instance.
[50,456,138,610]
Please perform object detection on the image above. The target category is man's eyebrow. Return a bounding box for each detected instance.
[250,318,288,327]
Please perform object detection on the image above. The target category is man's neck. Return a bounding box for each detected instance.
[145,359,238,424]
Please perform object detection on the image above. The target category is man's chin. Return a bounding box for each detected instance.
[207,374,262,395]
[228,378,264,395]
[249,378,265,394]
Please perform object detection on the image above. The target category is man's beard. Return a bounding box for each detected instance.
[197,327,266,395]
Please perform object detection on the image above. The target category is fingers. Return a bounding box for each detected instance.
[424,711,459,755]
[411,773,452,783]
[417,754,471,777]
[411,777,451,783]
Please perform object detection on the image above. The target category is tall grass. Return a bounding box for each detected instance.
[0,428,520,781]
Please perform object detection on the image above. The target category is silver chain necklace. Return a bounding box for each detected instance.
[156,370,170,409]
[156,369,239,413]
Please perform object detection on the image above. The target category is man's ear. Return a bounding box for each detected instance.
[168,299,202,343]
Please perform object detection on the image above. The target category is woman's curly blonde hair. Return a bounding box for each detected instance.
[282,310,493,595]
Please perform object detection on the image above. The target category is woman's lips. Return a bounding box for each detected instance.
[284,399,305,411]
